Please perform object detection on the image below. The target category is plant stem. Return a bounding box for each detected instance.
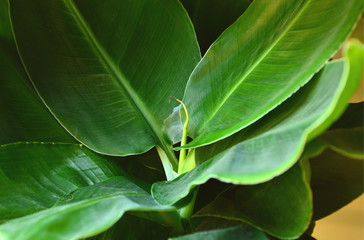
[178,187,198,219]
[169,97,190,175]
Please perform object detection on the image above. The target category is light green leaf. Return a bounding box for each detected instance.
[180,0,251,54]
[0,0,74,145]
[308,39,364,138]
[309,149,363,221]
[0,143,181,240]
[194,160,312,239]
[10,0,200,164]
[152,60,352,205]
[182,0,362,148]
[170,225,268,240]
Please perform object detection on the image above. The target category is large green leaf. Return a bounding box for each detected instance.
[0,143,180,240]
[194,160,311,239]
[0,143,122,222]
[152,60,352,205]
[180,0,251,54]
[0,0,74,145]
[170,225,268,240]
[309,149,363,221]
[86,213,172,240]
[10,0,200,162]
[182,0,362,148]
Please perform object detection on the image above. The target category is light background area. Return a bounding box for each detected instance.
[313,194,364,240]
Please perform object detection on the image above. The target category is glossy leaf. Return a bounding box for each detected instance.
[0,0,74,145]
[0,143,180,240]
[309,39,364,138]
[195,160,311,239]
[309,149,363,221]
[152,60,351,205]
[180,0,251,54]
[10,0,200,160]
[0,143,122,222]
[170,225,268,240]
[182,0,362,148]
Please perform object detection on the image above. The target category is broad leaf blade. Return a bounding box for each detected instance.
[183,0,362,148]
[0,143,122,222]
[152,60,352,205]
[0,0,74,145]
[86,214,172,240]
[170,225,268,240]
[10,0,200,157]
[195,160,312,239]
[309,150,363,221]
[0,143,180,240]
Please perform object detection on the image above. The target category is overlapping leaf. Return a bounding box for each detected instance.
[0,143,180,240]
[170,225,268,240]
[309,149,363,221]
[10,0,200,162]
[194,160,311,239]
[182,0,362,148]
[180,0,251,54]
[0,0,74,145]
[152,60,353,205]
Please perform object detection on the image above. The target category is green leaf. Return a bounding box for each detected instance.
[180,0,251,54]
[0,143,122,222]
[308,39,364,138]
[170,225,269,240]
[10,0,200,162]
[315,127,363,158]
[152,60,352,205]
[182,0,362,148]
[194,160,312,239]
[309,149,363,221]
[0,1,74,145]
[86,213,172,240]
[0,0,11,40]
[0,143,181,240]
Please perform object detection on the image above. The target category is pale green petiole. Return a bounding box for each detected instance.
[170,96,190,175]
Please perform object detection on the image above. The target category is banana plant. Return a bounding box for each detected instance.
[0,0,363,239]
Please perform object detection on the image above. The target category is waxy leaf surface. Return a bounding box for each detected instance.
[183,0,362,148]
[0,143,179,240]
[152,60,351,205]
[0,0,74,145]
[195,161,311,239]
[10,0,200,160]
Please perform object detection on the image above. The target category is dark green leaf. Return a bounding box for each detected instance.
[152,60,352,205]
[195,160,311,239]
[0,0,74,145]
[10,0,200,161]
[86,213,172,240]
[0,143,181,240]
[0,143,122,222]
[170,225,268,240]
[182,0,362,148]
[310,149,364,221]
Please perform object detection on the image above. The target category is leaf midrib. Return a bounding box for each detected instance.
[199,0,312,133]
[63,0,173,158]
